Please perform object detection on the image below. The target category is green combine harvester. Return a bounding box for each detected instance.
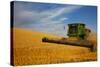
[67,23,90,39]
[42,23,95,51]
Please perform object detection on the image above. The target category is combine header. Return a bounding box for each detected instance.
[42,23,96,51]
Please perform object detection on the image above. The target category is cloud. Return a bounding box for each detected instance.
[14,2,82,36]
[43,6,82,19]
[14,2,82,26]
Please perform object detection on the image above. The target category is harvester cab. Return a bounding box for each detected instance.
[67,23,86,39]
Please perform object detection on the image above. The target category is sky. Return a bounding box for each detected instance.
[13,1,97,37]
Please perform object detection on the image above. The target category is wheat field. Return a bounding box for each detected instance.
[12,28,97,66]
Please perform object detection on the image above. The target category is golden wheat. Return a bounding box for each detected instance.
[13,28,97,66]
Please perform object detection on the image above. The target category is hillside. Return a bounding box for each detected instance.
[12,28,97,66]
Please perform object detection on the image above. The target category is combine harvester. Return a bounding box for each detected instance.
[42,23,96,51]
